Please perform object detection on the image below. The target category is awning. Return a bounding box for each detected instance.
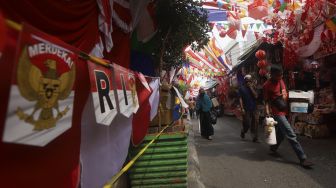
[204,79,219,90]
[230,40,263,74]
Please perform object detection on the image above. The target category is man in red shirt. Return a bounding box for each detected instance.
[264,65,313,168]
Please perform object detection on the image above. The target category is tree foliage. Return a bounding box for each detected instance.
[155,0,210,70]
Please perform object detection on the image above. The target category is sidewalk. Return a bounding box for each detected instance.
[191,116,336,188]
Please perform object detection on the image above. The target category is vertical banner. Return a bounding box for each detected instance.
[2,24,77,147]
[88,61,118,125]
[114,64,139,117]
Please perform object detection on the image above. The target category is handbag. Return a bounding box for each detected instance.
[271,82,287,111]
[210,110,217,124]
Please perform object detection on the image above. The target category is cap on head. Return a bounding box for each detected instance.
[244,74,252,81]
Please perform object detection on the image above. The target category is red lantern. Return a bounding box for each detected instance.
[255,50,266,60]
[248,0,268,20]
[259,68,268,76]
[219,29,227,38]
[257,60,267,68]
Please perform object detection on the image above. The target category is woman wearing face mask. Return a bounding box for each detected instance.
[196,88,214,140]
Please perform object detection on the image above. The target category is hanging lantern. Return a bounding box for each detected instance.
[248,0,269,20]
[257,60,267,68]
[219,29,227,38]
[255,50,266,59]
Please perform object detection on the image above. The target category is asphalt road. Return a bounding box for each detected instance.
[191,116,336,188]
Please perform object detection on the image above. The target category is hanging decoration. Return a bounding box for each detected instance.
[248,0,269,20]
[255,49,266,59]
[255,49,268,76]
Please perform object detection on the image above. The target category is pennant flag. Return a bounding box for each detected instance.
[137,72,151,91]
[254,32,260,40]
[250,23,255,30]
[241,30,247,38]
[280,3,287,12]
[263,23,268,29]
[132,76,151,146]
[256,23,261,30]
[3,23,77,146]
[114,64,139,117]
[88,61,119,126]
[0,23,88,188]
[209,22,215,29]
[148,77,160,120]
[243,24,249,31]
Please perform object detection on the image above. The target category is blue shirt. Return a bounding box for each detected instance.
[238,85,256,111]
[196,94,212,112]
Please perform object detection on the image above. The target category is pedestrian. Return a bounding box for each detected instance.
[188,98,195,119]
[263,65,313,168]
[196,88,214,140]
[238,74,259,142]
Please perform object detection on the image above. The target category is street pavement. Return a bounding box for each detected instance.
[191,116,336,188]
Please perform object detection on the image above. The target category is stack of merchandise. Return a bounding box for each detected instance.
[315,87,335,114]
[304,112,330,139]
[294,112,330,138]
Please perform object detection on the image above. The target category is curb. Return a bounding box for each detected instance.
[186,122,206,188]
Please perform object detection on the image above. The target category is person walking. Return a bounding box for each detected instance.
[263,65,313,168]
[188,98,195,119]
[196,88,214,140]
[238,74,259,142]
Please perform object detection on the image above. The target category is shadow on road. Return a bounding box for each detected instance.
[192,116,336,188]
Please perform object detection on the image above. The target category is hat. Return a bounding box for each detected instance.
[244,74,252,80]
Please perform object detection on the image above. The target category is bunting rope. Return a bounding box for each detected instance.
[5,19,112,68]
[103,114,183,188]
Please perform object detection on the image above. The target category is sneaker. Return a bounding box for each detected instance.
[240,132,245,139]
[300,159,314,168]
[207,136,213,140]
[252,138,259,143]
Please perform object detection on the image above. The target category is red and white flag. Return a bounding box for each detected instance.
[88,61,118,126]
[0,23,87,188]
[131,76,160,146]
[114,64,139,117]
[2,24,77,147]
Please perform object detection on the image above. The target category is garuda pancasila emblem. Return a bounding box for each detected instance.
[16,47,76,131]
